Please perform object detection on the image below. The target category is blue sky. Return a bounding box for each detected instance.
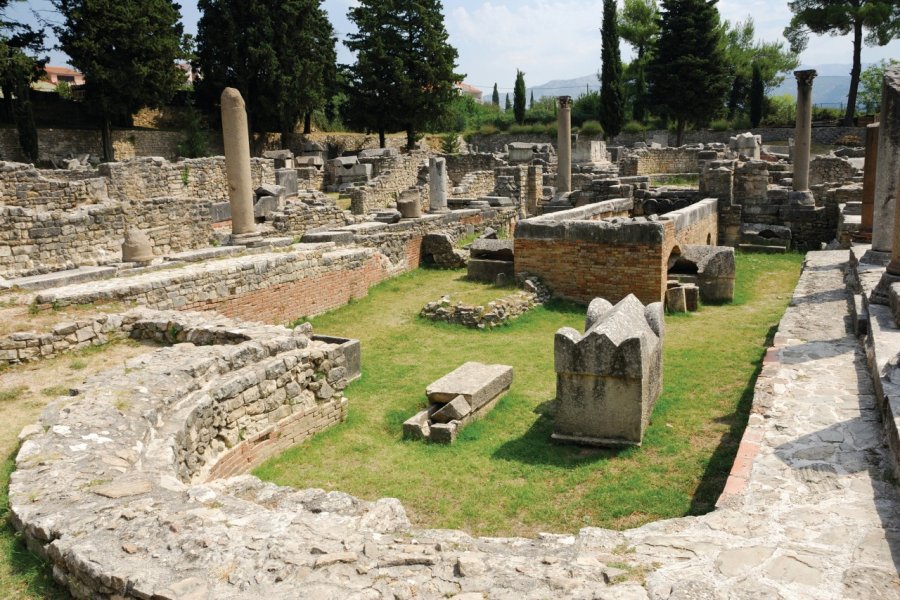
[12,0,900,95]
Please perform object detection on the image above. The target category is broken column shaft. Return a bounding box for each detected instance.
[221,87,257,238]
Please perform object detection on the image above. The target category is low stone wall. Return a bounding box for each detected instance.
[515,198,717,305]
[420,289,541,329]
[445,153,506,186]
[270,203,350,237]
[451,170,495,198]
[348,152,427,214]
[0,162,108,210]
[809,155,860,186]
[100,156,276,203]
[34,208,517,324]
[620,147,700,176]
[0,197,213,278]
[0,313,124,365]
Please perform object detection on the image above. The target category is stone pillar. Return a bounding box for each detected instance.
[790,70,816,206]
[871,66,900,256]
[221,87,258,241]
[428,157,449,213]
[858,123,879,240]
[525,164,542,216]
[557,96,572,194]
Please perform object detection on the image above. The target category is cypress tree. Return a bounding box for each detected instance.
[599,0,625,139]
[749,62,764,128]
[345,0,461,149]
[505,93,511,111]
[530,90,534,109]
[648,0,728,145]
[53,0,186,161]
[492,83,500,106]
[196,0,336,144]
[513,70,526,124]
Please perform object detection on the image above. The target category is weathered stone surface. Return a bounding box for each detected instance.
[677,245,736,303]
[431,395,471,424]
[469,238,514,261]
[467,258,515,283]
[554,294,664,446]
[121,228,154,263]
[665,286,687,313]
[426,361,514,409]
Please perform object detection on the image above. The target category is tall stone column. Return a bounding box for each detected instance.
[858,122,879,240]
[870,66,900,303]
[870,66,900,256]
[525,164,542,216]
[789,69,816,206]
[428,157,449,213]
[557,96,572,194]
[221,87,258,241]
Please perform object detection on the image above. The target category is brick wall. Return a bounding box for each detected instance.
[514,198,717,305]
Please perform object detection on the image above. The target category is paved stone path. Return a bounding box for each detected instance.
[626,250,900,598]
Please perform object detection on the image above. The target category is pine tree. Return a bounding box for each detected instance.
[492,83,500,106]
[749,62,764,128]
[505,93,511,111]
[0,3,43,163]
[599,0,625,139]
[513,70,526,124]
[785,0,898,125]
[619,0,659,123]
[196,0,336,145]
[648,0,729,145]
[346,0,461,149]
[53,0,186,161]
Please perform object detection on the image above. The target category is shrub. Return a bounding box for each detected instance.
[176,105,210,159]
[710,119,730,132]
[477,124,500,136]
[622,120,646,134]
[441,133,461,154]
[578,120,603,136]
[836,133,862,147]
[731,114,751,130]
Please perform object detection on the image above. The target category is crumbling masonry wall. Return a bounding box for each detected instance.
[348,152,427,214]
[619,147,700,176]
[515,198,717,305]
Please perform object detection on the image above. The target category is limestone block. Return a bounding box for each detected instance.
[430,421,458,444]
[431,395,472,424]
[121,228,153,263]
[678,245,736,303]
[469,239,514,262]
[467,259,515,283]
[426,361,513,411]
[402,410,431,441]
[553,294,664,447]
[275,169,299,197]
[665,287,687,313]
[683,284,700,311]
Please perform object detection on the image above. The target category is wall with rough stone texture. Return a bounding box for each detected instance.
[515,198,717,305]
[348,152,428,214]
[809,155,859,186]
[445,153,506,185]
[0,162,108,210]
[620,148,700,176]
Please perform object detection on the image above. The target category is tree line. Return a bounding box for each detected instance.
[1,0,897,162]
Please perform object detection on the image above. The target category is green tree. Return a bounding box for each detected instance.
[785,0,899,125]
[53,0,186,161]
[0,1,44,163]
[618,0,659,123]
[648,0,729,145]
[196,0,336,145]
[345,0,461,149]
[720,17,798,119]
[530,90,534,109]
[513,70,526,124]
[505,93,511,111]
[749,62,764,127]
[859,59,899,113]
[491,83,500,106]
[599,0,625,139]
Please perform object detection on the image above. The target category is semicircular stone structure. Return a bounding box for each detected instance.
[10,278,900,599]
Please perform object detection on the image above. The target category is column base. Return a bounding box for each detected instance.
[869,271,900,306]
[230,232,263,247]
[428,208,451,214]
[788,190,816,207]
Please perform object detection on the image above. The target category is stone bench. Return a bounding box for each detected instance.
[403,361,513,443]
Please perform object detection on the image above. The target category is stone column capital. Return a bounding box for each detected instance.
[557,96,573,109]
[794,69,817,88]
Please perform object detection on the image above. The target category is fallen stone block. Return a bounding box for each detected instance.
[467,259,515,284]
[431,395,472,424]
[470,239,514,261]
[426,361,513,411]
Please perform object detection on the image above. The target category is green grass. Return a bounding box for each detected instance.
[256,252,803,536]
[0,387,27,403]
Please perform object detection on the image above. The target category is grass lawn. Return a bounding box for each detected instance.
[256,252,804,536]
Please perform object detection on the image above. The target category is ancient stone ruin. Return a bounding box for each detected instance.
[403,362,513,443]
[553,295,664,447]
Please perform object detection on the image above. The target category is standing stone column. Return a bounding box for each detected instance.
[870,67,900,302]
[790,69,816,206]
[557,96,573,194]
[525,164,542,216]
[870,66,900,257]
[859,122,879,240]
[221,87,258,241]
[428,157,449,213]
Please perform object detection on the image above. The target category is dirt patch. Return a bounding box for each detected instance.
[0,290,126,338]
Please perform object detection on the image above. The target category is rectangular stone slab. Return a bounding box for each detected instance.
[426,362,513,410]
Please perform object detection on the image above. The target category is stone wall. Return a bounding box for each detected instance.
[515,198,717,305]
[452,171,495,198]
[35,208,517,324]
[0,127,227,162]
[0,198,212,278]
[0,162,108,211]
[445,153,506,186]
[620,147,700,176]
[809,155,859,187]
[270,203,350,237]
[348,152,427,214]
[0,312,124,365]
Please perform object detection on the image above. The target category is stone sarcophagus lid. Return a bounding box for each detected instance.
[552,294,664,447]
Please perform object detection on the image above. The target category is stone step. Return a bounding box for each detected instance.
[737,244,787,254]
[6,266,118,292]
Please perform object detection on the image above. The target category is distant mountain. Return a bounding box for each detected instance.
[525,64,869,109]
